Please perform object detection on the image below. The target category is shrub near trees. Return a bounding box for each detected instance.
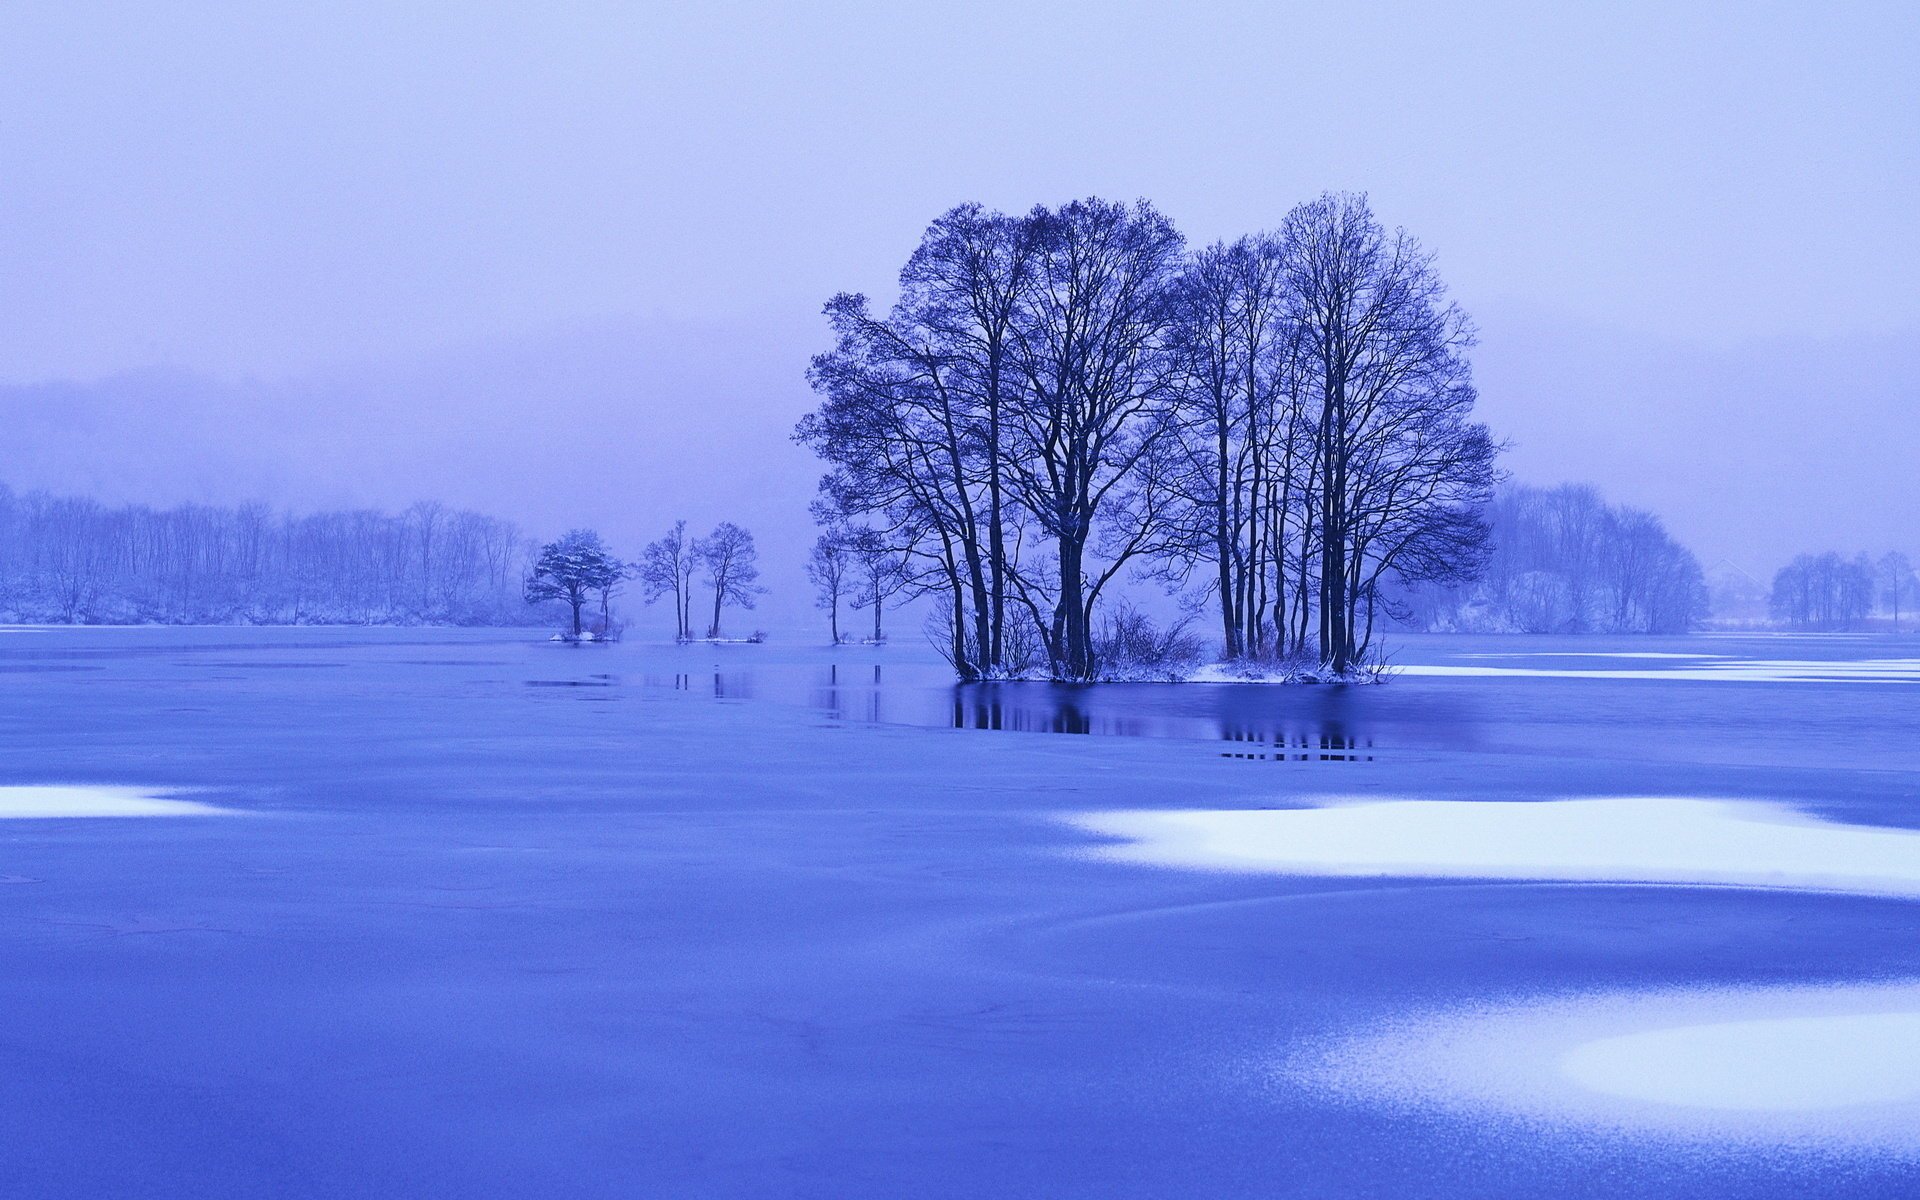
[796,192,1496,681]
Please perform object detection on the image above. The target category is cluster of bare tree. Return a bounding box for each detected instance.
[635,521,764,640]
[1769,551,1915,631]
[1396,484,1707,634]
[0,483,530,624]
[804,527,909,644]
[796,192,1496,680]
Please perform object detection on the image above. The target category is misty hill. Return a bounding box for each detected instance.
[1471,313,1920,575]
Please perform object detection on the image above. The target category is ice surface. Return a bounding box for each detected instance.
[3,627,1920,1196]
[1070,796,1920,897]
[0,785,233,818]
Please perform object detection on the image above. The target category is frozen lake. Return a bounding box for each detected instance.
[3,626,1918,1197]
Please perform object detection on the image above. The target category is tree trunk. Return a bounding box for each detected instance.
[1055,536,1089,680]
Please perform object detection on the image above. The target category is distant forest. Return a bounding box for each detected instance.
[1396,484,1708,634]
[0,483,532,624]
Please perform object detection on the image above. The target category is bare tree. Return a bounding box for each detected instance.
[637,520,699,641]
[1003,198,1186,680]
[848,530,910,642]
[805,530,855,644]
[1279,192,1492,672]
[1881,551,1916,632]
[698,522,763,639]
[798,206,1039,678]
[1161,234,1309,658]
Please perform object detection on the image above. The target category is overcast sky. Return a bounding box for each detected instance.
[1,1,1915,611]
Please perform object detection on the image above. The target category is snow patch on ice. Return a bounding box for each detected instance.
[1401,658,1920,684]
[1285,982,1920,1154]
[1069,796,1920,897]
[1561,1011,1920,1112]
[1461,651,1727,660]
[0,786,235,818]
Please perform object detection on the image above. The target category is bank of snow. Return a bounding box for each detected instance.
[0,786,235,818]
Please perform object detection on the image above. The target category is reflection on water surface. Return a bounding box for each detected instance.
[643,662,1402,759]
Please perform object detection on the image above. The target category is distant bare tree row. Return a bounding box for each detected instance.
[1395,484,1708,634]
[1769,551,1915,631]
[797,192,1496,680]
[0,483,530,624]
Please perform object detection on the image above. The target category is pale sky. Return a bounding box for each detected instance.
[2,1,1915,612]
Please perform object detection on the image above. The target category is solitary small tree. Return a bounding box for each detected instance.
[805,530,856,644]
[1882,552,1917,633]
[524,529,625,636]
[699,522,764,638]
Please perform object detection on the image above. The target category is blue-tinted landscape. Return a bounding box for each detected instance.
[5,627,1918,1196]
[4,4,1916,1195]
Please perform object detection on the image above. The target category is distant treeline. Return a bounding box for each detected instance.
[1395,484,1708,634]
[1770,551,1915,631]
[0,483,534,624]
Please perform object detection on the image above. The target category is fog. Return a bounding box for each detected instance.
[2,2,1915,629]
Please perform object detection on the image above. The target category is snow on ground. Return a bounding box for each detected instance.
[1068,796,1920,897]
[0,785,234,818]
[1283,982,1920,1155]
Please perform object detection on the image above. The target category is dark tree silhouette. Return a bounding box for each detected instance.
[638,520,699,641]
[798,207,1040,679]
[799,192,1499,682]
[848,530,910,642]
[1278,192,1492,671]
[1002,198,1187,680]
[805,530,855,644]
[698,522,763,638]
